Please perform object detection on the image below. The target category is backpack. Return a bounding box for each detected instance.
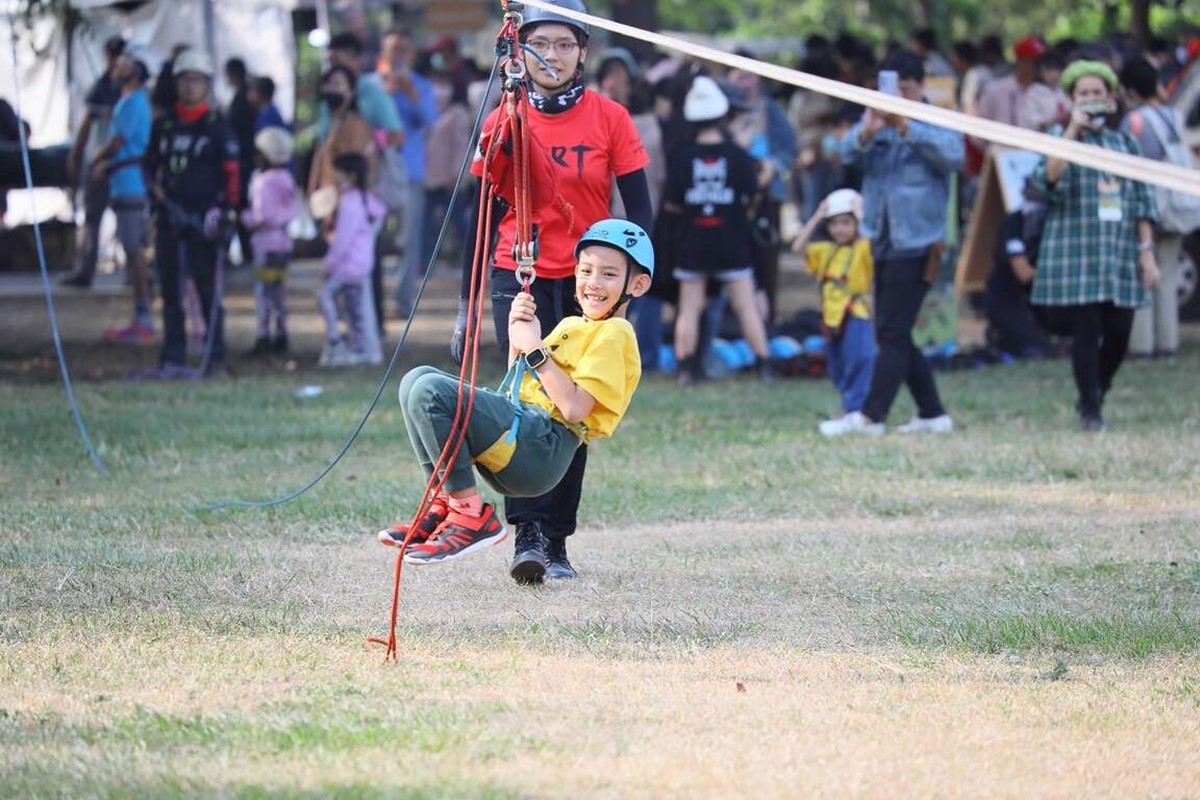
[375,144,410,213]
[1138,106,1200,234]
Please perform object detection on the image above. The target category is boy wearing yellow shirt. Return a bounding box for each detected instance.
[378,220,654,568]
[792,189,879,435]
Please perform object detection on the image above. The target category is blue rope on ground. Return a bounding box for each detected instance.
[9,24,110,475]
[201,61,500,513]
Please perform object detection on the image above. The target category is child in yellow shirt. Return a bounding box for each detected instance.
[792,189,878,435]
[378,220,654,567]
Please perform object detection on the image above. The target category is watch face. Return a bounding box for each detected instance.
[525,349,547,369]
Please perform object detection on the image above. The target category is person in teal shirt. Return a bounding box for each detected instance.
[317,32,404,148]
[91,54,154,343]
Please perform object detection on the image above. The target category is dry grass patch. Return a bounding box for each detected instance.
[3,635,1198,798]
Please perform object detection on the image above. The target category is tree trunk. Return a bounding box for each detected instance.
[1129,0,1151,47]
[608,0,659,62]
[914,0,934,27]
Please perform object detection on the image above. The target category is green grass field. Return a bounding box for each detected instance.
[2,281,1199,797]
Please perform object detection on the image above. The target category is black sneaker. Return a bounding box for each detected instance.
[59,271,93,289]
[545,536,577,580]
[677,356,701,387]
[247,337,272,356]
[755,358,775,383]
[510,522,547,584]
[272,334,289,354]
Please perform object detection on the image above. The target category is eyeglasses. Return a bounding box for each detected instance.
[525,38,580,56]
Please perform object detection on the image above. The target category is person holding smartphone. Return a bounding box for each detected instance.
[828,51,963,437]
[1030,60,1160,432]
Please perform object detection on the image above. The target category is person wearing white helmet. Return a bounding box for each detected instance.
[450,0,654,584]
[661,74,772,385]
[792,188,880,435]
[142,45,241,379]
[242,127,298,356]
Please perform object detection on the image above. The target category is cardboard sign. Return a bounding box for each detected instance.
[955,149,1043,295]
[994,150,1043,213]
[924,77,958,110]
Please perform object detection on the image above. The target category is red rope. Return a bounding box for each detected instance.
[369,11,534,660]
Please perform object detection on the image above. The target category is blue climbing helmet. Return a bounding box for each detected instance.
[519,0,591,43]
[574,219,655,278]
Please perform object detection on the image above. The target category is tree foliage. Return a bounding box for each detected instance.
[618,0,1192,48]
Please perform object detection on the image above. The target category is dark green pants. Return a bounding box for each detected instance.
[398,366,580,497]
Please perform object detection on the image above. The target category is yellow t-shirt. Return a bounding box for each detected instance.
[519,316,642,443]
[806,239,874,330]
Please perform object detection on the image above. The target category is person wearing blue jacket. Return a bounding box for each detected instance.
[379,30,440,318]
[826,51,963,437]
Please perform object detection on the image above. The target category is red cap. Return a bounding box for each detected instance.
[431,35,458,53]
[1014,37,1049,61]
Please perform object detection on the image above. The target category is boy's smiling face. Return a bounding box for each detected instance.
[574,245,650,320]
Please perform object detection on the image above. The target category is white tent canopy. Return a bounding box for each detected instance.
[1,0,300,148]
[0,0,299,224]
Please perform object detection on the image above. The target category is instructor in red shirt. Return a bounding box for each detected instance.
[456,0,653,584]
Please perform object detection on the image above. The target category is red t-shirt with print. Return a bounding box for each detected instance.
[472,90,649,280]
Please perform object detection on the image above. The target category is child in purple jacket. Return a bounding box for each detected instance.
[242,128,299,355]
[317,152,385,367]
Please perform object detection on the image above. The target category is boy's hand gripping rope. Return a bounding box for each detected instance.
[369,4,540,661]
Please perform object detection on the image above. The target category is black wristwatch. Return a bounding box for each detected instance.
[523,346,551,370]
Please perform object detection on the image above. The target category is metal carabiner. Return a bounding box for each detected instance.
[504,57,527,83]
[515,245,537,288]
[514,264,537,288]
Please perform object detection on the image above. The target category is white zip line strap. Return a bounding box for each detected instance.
[520,0,1200,198]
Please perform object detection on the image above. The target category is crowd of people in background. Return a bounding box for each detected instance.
[49,12,1200,433]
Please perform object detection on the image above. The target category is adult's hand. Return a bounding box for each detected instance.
[858,109,887,145]
[450,299,470,366]
[1011,256,1036,286]
[203,207,223,240]
[757,159,776,189]
[1139,249,1160,290]
[885,114,911,137]
[1064,107,1090,140]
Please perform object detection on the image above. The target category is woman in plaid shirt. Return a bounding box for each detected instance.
[1031,60,1160,433]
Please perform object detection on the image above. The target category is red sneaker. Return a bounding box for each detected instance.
[377,496,449,548]
[103,321,156,345]
[402,504,508,565]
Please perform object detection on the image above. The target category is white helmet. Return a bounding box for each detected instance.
[255,127,294,166]
[822,188,863,221]
[174,49,213,78]
[683,76,730,123]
